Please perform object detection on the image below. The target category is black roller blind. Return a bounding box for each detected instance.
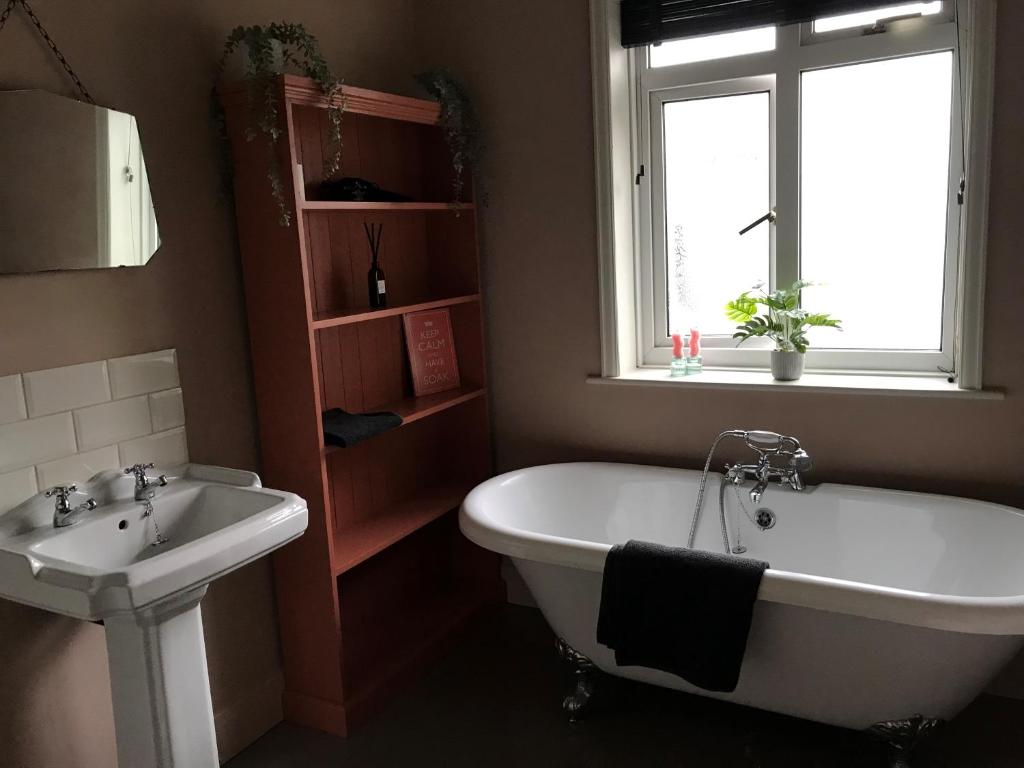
[621,1,927,47]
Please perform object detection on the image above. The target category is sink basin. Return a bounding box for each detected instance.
[0,463,306,620]
[0,463,308,767]
[35,485,282,568]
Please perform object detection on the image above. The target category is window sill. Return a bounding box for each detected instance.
[588,367,1004,400]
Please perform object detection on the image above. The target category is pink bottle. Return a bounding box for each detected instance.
[686,328,703,373]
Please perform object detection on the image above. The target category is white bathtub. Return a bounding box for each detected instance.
[459,462,1024,729]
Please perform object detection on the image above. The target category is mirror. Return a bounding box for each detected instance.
[0,90,160,274]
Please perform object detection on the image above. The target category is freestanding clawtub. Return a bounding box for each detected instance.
[460,462,1024,731]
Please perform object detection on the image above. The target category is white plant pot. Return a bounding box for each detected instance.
[771,350,805,381]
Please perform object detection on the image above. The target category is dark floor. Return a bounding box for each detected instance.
[227,605,1024,768]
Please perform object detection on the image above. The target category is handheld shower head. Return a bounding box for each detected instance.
[744,430,784,450]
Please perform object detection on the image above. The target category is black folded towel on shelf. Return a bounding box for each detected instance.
[316,177,412,202]
[596,539,768,693]
[322,408,403,448]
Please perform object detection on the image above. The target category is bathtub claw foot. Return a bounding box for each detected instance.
[867,714,943,768]
[556,638,597,722]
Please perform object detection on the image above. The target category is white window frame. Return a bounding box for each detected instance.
[590,0,997,389]
[642,76,777,366]
[639,11,960,372]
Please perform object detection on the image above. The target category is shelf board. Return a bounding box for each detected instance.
[331,483,471,575]
[301,201,474,212]
[312,294,480,330]
[323,386,485,456]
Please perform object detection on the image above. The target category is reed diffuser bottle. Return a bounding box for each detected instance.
[364,221,387,308]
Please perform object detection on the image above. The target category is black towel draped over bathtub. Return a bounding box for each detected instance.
[596,540,768,692]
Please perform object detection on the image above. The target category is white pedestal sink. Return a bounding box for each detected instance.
[0,464,308,768]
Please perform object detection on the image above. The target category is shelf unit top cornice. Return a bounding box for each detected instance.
[220,75,441,125]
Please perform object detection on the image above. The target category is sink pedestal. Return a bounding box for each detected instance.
[104,586,219,768]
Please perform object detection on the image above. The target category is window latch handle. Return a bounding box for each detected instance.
[739,209,776,236]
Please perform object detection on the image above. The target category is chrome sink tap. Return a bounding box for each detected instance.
[125,463,168,502]
[47,485,98,528]
[724,431,813,504]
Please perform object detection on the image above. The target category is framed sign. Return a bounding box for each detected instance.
[402,308,461,396]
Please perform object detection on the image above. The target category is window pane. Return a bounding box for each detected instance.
[650,27,775,68]
[814,2,943,34]
[664,92,770,336]
[801,53,954,350]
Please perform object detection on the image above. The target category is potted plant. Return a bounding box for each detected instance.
[725,281,842,381]
[214,23,344,226]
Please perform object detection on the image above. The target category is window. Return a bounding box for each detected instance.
[801,53,954,353]
[633,2,964,373]
[813,2,943,34]
[661,87,771,337]
[649,26,776,67]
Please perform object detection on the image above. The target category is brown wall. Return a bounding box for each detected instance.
[414,0,1024,685]
[0,1,420,765]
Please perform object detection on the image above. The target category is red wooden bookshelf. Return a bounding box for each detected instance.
[220,74,503,737]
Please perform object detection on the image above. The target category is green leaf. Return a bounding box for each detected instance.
[724,294,757,322]
[805,313,842,329]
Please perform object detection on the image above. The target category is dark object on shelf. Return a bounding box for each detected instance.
[364,222,387,309]
[596,539,767,693]
[322,408,402,448]
[318,177,412,202]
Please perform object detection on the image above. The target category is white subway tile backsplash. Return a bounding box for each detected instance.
[0,375,27,426]
[36,446,120,490]
[108,349,179,399]
[0,467,37,514]
[0,413,76,473]
[23,361,111,417]
[0,349,189,504]
[118,428,188,469]
[74,396,152,451]
[149,388,185,432]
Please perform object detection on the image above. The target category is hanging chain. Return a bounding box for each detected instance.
[0,0,95,104]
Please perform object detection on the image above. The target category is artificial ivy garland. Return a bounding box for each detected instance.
[415,69,483,208]
[216,23,343,225]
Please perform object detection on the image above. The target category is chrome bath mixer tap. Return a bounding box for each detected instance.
[724,431,813,504]
[689,430,813,551]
